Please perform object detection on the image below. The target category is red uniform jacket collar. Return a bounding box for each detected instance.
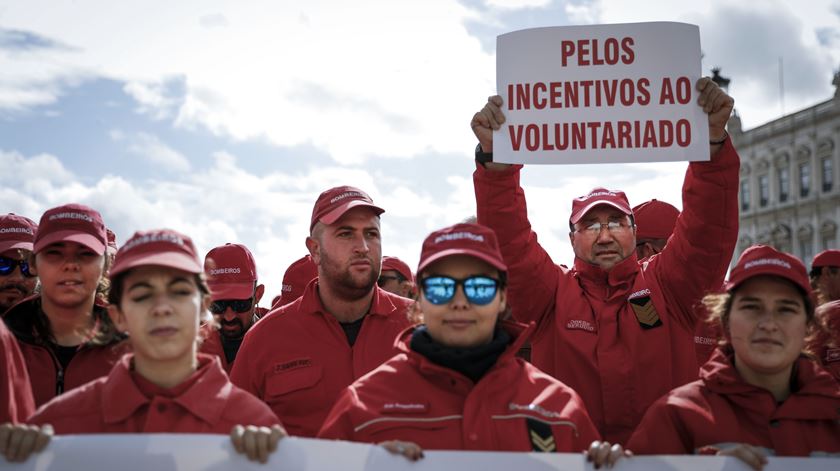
[701,348,840,421]
[102,353,233,425]
[395,320,535,378]
[298,279,403,320]
[572,253,638,301]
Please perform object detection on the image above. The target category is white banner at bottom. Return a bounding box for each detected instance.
[1,434,837,471]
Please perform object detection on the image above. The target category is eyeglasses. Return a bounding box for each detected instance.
[209,298,254,314]
[0,256,36,278]
[377,274,406,287]
[420,275,500,306]
[575,220,632,236]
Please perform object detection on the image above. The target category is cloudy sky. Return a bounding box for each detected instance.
[2,0,839,303]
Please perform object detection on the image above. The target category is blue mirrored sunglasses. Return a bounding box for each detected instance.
[0,256,35,277]
[420,275,500,306]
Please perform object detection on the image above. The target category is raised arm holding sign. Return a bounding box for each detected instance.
[470,23,739,445]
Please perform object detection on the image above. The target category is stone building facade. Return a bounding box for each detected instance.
[730,70,840,267]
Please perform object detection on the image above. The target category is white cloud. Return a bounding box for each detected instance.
[486,0,552,9]
[110,130,191,172]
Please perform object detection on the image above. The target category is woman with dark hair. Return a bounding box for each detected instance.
[627,245,840,469]
[319,223,621,466]
[2,204,128,407]
[0,229,285,463]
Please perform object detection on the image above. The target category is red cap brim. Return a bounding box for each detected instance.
[34,231,106,255]
[110,252,204,278]
[208,282,255,301]
[319,201,384,226]
[418,248,507,274]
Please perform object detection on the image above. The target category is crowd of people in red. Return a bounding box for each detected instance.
[1,77,838,469]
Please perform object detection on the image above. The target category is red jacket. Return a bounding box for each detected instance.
[812,300,840,382]
[28,353,279,433]
[0,320,35,423]
[473,140,739,444]
[3,296,129,407]
[626,348,840,456]
[318,321,599,452]
[230,280,413,437]
[198,324,231,373]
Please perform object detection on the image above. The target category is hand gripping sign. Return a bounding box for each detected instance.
[494,22,708,165]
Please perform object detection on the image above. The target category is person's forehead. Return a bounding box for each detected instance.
[329,206,381,228]
[579,205,628,222]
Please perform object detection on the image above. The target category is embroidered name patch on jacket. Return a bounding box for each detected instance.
[628,289,661,329]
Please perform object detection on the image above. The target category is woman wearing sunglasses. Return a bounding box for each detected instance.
[2,204,129,408]
[319,223,621,465]
[626,245,840,469]
[1,229,285,463]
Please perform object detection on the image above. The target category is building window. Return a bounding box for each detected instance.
[778,167,789,202]
[740,180,750,211]
[824,236,836,251]
[799,163,811,197]
[759,175,769,207]
[822,157,833,192]
[800,239,814,265]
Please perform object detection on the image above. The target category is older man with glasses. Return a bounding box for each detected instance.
[200,243,265,373]
[0,214,39,315]
[469,77,740,444]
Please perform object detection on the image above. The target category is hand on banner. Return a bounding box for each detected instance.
[230,424,287,463]
[695,77,734,146]
[716,443,768,471]
[585,440,632,469]
[0,422,53,462]
[380,439,425,461]
[470,95,512,171]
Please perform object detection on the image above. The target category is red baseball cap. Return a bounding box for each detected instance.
[310,186,384,231]
[812,249,840,269]
[277,254,318,307]
[34,203,107,255]
[0,213,37,253]
[417,223,506,274]
[204,243,258,300]
[382,256,414,283]
[110,229,203,278]
[725,245,811,296]
[570,187,632,224]
[632,199,680,240]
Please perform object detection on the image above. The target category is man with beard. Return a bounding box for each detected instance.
[231,186,413,437]
[200,243,265,373]
[0,214,39,314]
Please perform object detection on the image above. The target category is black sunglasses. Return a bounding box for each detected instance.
[209,298,254,314]
[0,256,36,278]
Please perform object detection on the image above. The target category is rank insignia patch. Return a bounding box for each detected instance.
[527,418,556,452]
[629,296,662,329]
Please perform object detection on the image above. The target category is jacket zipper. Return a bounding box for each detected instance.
[55,365,65,396]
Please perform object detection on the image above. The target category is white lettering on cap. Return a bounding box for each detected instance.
[0,227,34,235]
[434,232,484,244]
[209,267,241,275]
[743,258,791,270]
[48,212,93,223]
[582,191,618,200]
[122,233,185,252]
[329,191,367,204]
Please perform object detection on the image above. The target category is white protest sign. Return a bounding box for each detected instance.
[494,22,708,165]
[4,435,838,470]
